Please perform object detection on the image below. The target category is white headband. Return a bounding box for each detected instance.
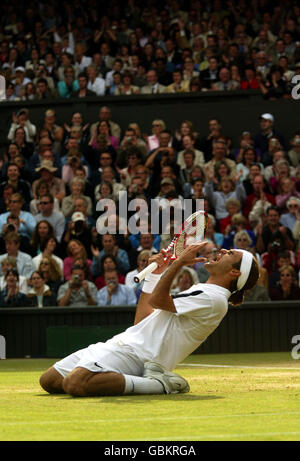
[235,250,253,291]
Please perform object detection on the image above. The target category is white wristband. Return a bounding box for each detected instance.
[142,273,162,294]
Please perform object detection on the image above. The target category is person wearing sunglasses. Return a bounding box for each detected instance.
[280,197,300,233]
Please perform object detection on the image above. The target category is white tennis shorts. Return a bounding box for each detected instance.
[53,341,144,378]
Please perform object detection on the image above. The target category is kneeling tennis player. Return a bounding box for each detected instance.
[40,243,259,396]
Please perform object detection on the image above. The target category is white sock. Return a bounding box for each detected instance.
[123,374,165,395]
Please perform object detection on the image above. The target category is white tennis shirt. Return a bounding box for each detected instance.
[106,283,230,371]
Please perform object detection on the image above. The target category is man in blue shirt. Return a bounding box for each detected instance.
[97,269,137,306]
[0,193,36,240]
[91,234,130,277]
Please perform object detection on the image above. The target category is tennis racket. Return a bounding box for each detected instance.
[134,210,209,283]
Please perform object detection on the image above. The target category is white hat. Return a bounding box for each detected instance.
[71,212,85,222]
[260,113,274,122]
[15,66,25,73]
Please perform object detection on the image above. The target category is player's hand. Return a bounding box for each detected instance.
[148,252,172,274]
[176,242,209,266]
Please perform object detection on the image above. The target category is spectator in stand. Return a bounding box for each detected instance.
[91,234,130,278]
[275,178,300,213]
[63,239,92,281]
[97,269,137,307]
[38,256,63,297]
[61,177,93,219]
[280,197,300,233]
[26,271,57,307]
[240,67,260,89]
[73,42,92,74]
[223,213,256,250]
[219,198,242,234]
[260,65,290,100]
[176,134,205,170]
[94,254,125,290]
[113,71,140,95]
[236,147,264,182]
[199,118,223,162]
[269,159,299,195]
[256,205,295,258]
[41,109,64,156]
[71,72,96,98]
[0,232,34,277]
[254,113,286,156]
[0,192,36,240]
[270,265,300,300]
[212,67,240,91]
[125,250,151,290]
[166,69,190,93]
[86,65,106,96]
[30,179,60,216]
[145,119,167,153]
[57,66,79,98]
[30,220,56,257]
[32,236,63,275]
[7,108,36,144]
[0,162,32,206]
[288,133,300,168]
[35,193,66,243]
[89,106,121,142]
[89,120,119,152]
[141,69,166,94]
[0,257,28,294]
[0,268,28,308]
[33,161,66,204]
[243,174,275,219]
[233,131,255,162]
[200,56,220,89]
[57,264,98,307]
[204,139,236,180]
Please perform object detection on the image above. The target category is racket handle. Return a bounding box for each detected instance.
[134,262,158,283]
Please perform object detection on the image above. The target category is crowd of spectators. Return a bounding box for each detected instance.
[0,104,299,307]
[0,0,300,100]
[0,1,300,308]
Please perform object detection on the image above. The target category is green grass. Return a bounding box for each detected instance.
[0,352,300,441]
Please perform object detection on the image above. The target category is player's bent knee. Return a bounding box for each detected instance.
[62,370,89,397]
[40,367,64,394]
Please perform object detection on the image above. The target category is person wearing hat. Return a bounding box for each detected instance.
[33,160,66,204]
[12,66,32,97]
[253,113,286,155]
[61,208,94,260]
[35,193,66,243]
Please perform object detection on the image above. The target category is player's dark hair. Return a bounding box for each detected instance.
[228,257,259,306]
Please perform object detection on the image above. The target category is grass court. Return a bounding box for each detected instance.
[0,352,299,441]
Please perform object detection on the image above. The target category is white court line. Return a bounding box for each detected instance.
[177,363,300,370]
[136,431,300,441]
[2,411,300,426]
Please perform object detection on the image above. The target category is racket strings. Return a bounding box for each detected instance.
[174,214,207,256]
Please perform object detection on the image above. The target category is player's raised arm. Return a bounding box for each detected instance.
[149,242,208,312]
[134,252,171,325]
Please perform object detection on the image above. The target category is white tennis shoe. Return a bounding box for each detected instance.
[143,361,190,394]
